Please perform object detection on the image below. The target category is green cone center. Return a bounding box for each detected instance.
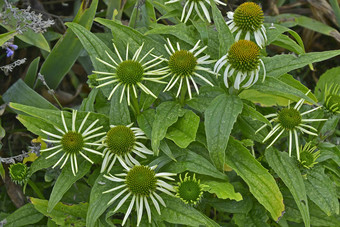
[9,163,28,181]
[233,2,264,32]
[168,50,197,77]
[228,40,260,72]
[61,132,84,154]
[106,126,135,155]
[126,165,157,196]
[116,60,144,85]
[177,180,201,204]
[278,108,302,130]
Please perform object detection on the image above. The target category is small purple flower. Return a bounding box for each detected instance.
[5,44,18,57]
[10,44,18,50]
[6,48,14,57]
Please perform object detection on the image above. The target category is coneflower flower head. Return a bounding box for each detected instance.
[165,0,226,23]
[103,165,176,226]
[256,91,327,160]
[175,173,203,205]
[163,39,215,99]
[226,2,267,47]
[214,40,265,89]
[9,163,29,185]
[99,124,153,173]
[299,142,320,169]
[324,84,340,114]
[94,43,168,105]
[40,110,105,176]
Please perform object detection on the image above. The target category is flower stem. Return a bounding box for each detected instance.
[179,80,187,107]
[27,179,45,199]
[130,91,140,116]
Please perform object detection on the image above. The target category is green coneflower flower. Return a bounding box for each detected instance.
[175,173,203,205]
[165,0,226,23]
[9,163,29,185]
[323,83,340,114]
[256,91,327,160]
[299,142,320,169]
[214,40,266,89]
[103,165,176,226]
[226,2,267,47]
[40,110,105,176]
[93,43,168,105]
[98,123,153,173]
[163,38,215,99]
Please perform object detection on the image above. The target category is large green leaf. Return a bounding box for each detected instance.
[48,159,92,212]
[265,148,310,227]
[151,101,184,154]
[282,188,340,226]
[24,57,40,88]
[264,50,340,78]
[205,94,243,170]
[40,0,98,89]
[210,0,234,57]
[241,76,315,105]
[187,85,224,112]
[4,203,43,227]
[202,180,243,201]
[3,79,57,110]
[304,166,339,216]
[31,198,87,226]
[137,108,155,139]
[160,195,219,227]
[166,110,200,148]
[226,138,285,221]
[109,86,131,125]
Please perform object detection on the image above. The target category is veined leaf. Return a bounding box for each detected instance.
[48,159,91,212]
[226,138,285,221]
[202,180,243,201]
[160,195,219,227]
[31,198,87,226]
[242,76,315,105]
[210,0,234,57]
[304,166,339,216]
[4,203,43,227]
[151,101,184,154]
[264,49,340,78]
[166,110,200,148]
[205,94,243,170]
[265,148,310,227]
[109,86,131,125]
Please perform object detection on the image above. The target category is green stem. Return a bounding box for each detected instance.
[179,80,187,107]
[130,91,140,116]
[27,179,45,199]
